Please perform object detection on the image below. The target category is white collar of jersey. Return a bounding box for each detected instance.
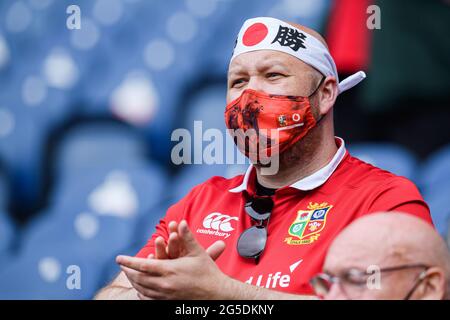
[229,137,346,193]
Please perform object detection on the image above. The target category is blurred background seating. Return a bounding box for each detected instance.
[347,143,418,181]
[419,144,450,237]
[0,0,448,299]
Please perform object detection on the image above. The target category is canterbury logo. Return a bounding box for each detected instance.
[202,212,238,232]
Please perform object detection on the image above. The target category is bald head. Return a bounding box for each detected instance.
[284,22,326,84]
[286,22,329,49]
[227,20,337,103]
[323,212,450,300]
[328,213,449,270]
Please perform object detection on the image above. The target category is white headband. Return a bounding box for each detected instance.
[231,17,366,94]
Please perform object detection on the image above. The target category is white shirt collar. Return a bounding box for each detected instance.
[229,137,347,193]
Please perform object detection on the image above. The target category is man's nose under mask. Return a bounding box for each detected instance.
[224,88,321,161]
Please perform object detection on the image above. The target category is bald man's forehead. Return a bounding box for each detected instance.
[286,22,328,48]
[228,49,316,76]
[325,213,446,274]
[325,237,387,272]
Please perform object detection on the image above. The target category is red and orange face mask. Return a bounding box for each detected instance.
[224,81,324,161]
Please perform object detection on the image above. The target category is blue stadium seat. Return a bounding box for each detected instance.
[0,170,13,267]
[173,163,248,202]
[423,183,450,238]
[27,162,169,250]
[0,104,47,214]
[418,144,450,192]
[54,121,150,177]
[0,170,9,212]
[419,145,450,238]
[348,143,418,180]
[99,242,146,289]
[183,84,227,133]
[134,200,173,249]
[4,148,169,299]
[3,162,168,299]
[0,210,14,266]
[0,243,105,299]
[40,119,168,247]
[173,83,250,200]
[101,201,172,286]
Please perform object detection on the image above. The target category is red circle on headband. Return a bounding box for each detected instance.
[242,23,268,46]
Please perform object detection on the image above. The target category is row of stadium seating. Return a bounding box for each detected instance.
[0,0,448,300]
[0,0,331,215]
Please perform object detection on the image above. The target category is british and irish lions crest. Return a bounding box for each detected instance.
[284,202,333,245]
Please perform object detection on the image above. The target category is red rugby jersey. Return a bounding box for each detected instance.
[136,138,431,295]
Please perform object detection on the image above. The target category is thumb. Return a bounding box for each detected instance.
[178,220,202,255]
[206,240,226,261]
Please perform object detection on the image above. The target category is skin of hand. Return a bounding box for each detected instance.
[120,220,318,300]
[116,220,229,300]
[154,220,185,260]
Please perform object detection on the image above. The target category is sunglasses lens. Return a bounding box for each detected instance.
[245,197,273,220]
[310,274,332,297]
[237,226,267,258]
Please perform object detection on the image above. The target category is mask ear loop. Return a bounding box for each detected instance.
[307,75,326,124]
[308,75,326,98]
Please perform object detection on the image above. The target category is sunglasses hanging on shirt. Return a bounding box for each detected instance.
[237,192,274,260]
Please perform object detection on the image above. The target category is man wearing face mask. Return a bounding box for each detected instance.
[96,17,432,300]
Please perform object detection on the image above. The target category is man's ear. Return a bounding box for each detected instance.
[318,76,338,116]
[413,267,447,300]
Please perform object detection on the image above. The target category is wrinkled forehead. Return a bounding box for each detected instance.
[228,17,366,94]
[230,17,335,77]
[324,235,390,272]
[227,49,315,76]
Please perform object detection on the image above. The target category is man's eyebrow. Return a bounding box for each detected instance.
[322,269,333,275]
[228,66,245,76]
[258,60,290,72]
[322,268,344,277]
[228,60,290,76]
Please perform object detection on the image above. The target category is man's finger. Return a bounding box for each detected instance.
[155,236,168,259]
[167,232,181,259]
[132,281,165,300]
[121,266,170,300]
[178,220,202,255]
[168,221,178,234]
[206,240,226,261]
[120,266,149,287]
[116,255,165,275]
[137,292,154,300]
[120,266,161,291]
